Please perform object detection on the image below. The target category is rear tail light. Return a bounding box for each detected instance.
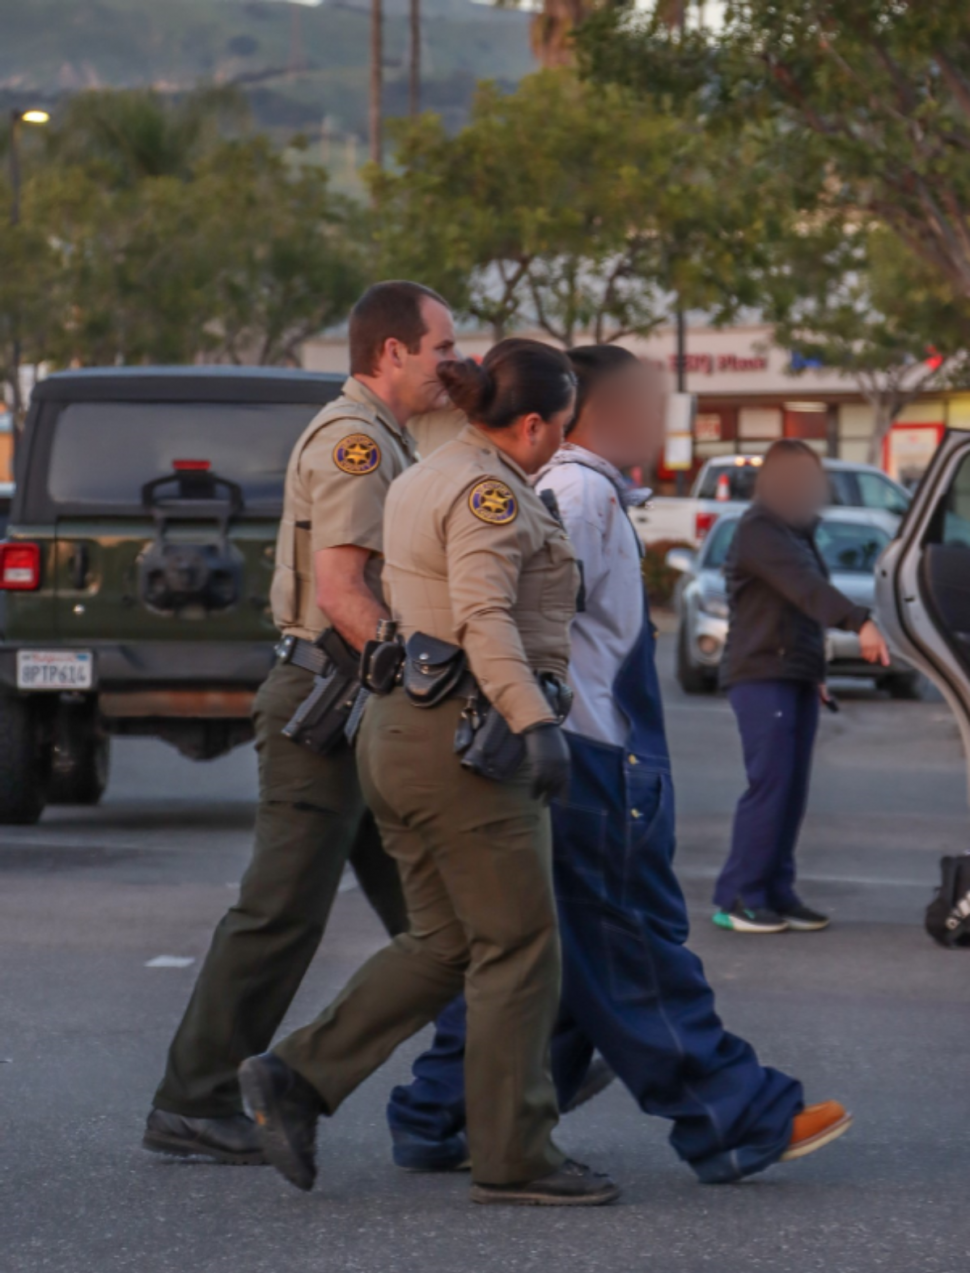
[0,542,41,591]
[695,511,717,541]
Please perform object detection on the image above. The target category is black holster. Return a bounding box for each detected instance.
[281,628,362,756]
[457,674,573,784]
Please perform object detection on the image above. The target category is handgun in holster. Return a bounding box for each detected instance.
[281,628,363,756]
[457,673,573,783]
[360,618,406,696]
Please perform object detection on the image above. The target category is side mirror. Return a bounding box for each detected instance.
[665,547,696,575]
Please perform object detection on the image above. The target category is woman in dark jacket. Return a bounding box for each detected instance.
[714,439,890,934]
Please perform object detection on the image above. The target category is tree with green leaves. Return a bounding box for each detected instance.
[1,88,365,379]
[767,223,970,464]
[369,70,784,345]
[578,1,970,304]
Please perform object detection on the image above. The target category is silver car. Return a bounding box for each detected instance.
[668,508,919,697]
[878,430,970,791]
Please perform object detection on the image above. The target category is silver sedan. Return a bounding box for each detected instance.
[667,509,920,697]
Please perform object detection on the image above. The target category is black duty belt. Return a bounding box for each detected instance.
[275,634,330,677]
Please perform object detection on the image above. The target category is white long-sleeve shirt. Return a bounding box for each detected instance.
[535,446,645,747]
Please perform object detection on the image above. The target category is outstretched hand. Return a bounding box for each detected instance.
[859,619,891,667]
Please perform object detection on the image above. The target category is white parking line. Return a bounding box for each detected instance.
[145,956,196,968]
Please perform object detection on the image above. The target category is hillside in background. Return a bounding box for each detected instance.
[0,0,535,146]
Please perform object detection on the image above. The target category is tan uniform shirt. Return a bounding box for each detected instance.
[270,377,418,641]
[407,406,466,457]
[383,424,579,734]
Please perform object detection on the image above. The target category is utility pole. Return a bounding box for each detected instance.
[370,0,383,166]
[674,0,688,495]
[409,0,421,119]
[7,109,48,439]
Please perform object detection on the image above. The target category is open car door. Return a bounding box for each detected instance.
[877,430,970,792]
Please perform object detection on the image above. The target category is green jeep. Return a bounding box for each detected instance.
[0,366,343,824]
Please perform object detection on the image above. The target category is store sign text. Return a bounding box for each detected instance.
[669,353,768,376]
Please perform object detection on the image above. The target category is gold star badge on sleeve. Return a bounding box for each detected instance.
[468,479,518,525]
[334,434,381,475]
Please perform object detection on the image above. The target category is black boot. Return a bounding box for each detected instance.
[238,1053,323,1192]
[142,1109,266,1165]
[563,1055,616,1114]
[470,1159,620,1207]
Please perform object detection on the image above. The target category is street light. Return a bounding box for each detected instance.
[8,107,50,439]
[10,107,50,226]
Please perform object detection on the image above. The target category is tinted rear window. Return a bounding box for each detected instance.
[697,461,849,506]
[46,401,323,510]
[695,464,761,501]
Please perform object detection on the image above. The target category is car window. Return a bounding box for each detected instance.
[940,452,970,546]
[826,470,856,507]
[701,517,739,568]
[695,464,760,501]
[815,521,890,573]
[46,401,323,510]
[856,471,911,516]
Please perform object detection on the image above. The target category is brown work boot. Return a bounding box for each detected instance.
[470,1159,620,1207]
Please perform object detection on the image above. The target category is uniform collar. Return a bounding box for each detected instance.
[459,422,530,483]
[343,376,413,446]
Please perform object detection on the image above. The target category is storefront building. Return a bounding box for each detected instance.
[304,319,970,486]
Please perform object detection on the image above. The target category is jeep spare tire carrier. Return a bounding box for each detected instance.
[138,464,246,618]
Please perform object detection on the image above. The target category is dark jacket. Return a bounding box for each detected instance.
[720,502,870,688]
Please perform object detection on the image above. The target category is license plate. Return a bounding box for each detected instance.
[17,650,94,690]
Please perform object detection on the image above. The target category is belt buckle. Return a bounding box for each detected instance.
[275,635,296,664]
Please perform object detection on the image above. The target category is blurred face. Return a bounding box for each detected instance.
[757,452,828,526]
[385,297,457,416]
[570,363,664,469]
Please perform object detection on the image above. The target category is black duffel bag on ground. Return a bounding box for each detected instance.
[925,854,970,948]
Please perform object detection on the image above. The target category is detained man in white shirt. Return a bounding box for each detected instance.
[386,346,852,1184]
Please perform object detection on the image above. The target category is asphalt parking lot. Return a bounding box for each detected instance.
[2,634,970,1273]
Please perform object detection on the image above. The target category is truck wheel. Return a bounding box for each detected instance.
[0,695,52,825]
[49,708,110,806]
[676,624,716,695]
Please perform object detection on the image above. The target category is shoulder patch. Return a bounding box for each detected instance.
[468,478,518,526]
[334,433,381,476]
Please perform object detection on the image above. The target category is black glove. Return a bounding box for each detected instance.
[522,722,571,803]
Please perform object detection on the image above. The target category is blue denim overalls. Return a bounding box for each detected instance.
[387,568,803,1184]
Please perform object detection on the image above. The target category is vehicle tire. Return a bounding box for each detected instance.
[885,672,923,702]
[676,623,717,695]
[0,694,52,825]
[49,707,110,806]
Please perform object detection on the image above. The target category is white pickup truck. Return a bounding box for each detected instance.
[630,455,911,547]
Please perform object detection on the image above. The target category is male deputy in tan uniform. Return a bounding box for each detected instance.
[143,281,458,1164]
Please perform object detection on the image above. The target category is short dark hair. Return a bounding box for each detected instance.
[760,438,823,468]
[437,338,576,430]
[565,344,641,434]
[349,281,449,377]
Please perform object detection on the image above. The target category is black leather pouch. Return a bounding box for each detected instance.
[403,632,468,708]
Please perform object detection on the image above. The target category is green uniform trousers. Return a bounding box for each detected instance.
[153,661,408,1119]
[274,690,565,1186]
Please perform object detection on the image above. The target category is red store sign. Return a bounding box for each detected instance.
[669,353,768,375]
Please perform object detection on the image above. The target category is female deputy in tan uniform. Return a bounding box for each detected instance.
[240,339,619,1208]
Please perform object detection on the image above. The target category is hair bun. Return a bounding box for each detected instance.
[437,359,495,416]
